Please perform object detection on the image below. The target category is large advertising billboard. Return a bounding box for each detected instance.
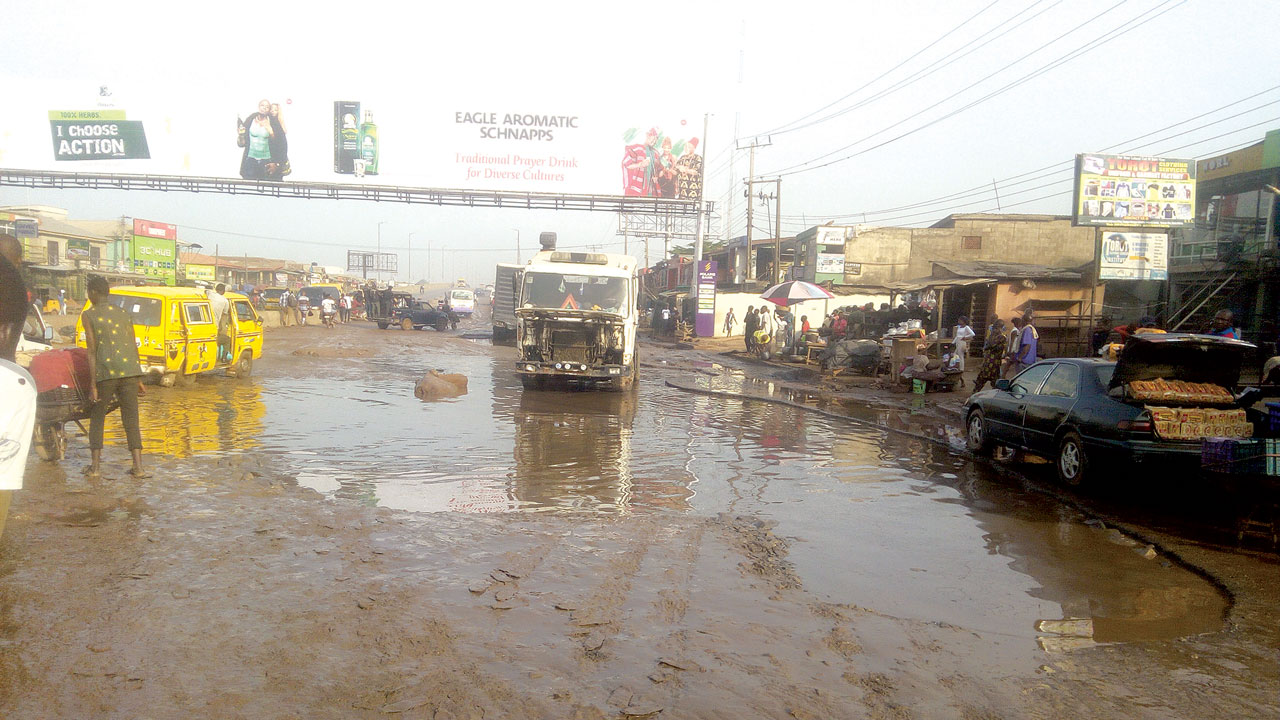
[3,85,704,201]
[1072,153,1195,227]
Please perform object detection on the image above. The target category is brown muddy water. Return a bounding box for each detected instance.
[94,334,1229,653]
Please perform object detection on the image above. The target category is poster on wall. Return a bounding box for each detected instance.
[1072,153,1195,227]
[1098,232,1168,280]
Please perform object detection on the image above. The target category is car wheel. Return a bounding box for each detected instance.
[436,316,449,331]
[377,321,389,330]
[1057,431,1089,487]
[966,409,993,456]
[402,318,414,331]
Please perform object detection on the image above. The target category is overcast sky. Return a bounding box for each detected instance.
[2,0,1278,284]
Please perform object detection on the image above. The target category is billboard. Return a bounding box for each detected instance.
[1098,232,1167,281]
[1073,154,1195,227]
[131,218,177,285]
[2,84,704,200]
[184,264,216,282]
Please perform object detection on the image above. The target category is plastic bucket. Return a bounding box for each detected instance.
[912,379,926,394]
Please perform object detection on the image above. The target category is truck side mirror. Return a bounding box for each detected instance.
[44,326,54,341]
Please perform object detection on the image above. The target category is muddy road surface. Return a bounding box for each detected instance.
[1,317,1277,718]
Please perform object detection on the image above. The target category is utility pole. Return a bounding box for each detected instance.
[376,221,386,283]
[693,112,710,268]
[513,228,521,264]
[737,136,771,281]
[774,179,782,285]
[408,232,415,284]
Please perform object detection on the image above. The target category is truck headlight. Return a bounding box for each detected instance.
[555,363,563,370]
[608,367,621,375]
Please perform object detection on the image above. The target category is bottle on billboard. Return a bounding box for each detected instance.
[359,110,379,175]
[334,101,360,173]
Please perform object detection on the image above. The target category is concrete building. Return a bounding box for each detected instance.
[1166,129,1280,338]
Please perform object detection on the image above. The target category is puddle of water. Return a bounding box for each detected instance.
[93,343,1227,646]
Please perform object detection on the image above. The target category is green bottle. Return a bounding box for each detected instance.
[359,111,379,175]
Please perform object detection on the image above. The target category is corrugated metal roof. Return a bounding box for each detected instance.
[930,260,1084,281]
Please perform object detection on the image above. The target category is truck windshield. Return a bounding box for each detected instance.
[522,272,627,313]
[107,294,162,326]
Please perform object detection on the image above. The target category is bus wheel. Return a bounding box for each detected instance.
[159,373,177,388]
[234,353,254,378]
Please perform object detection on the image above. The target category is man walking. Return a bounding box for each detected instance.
[1016,313,1039,372]
[744,305,758,353]
[82,275,148,479]
[723,307,736,336]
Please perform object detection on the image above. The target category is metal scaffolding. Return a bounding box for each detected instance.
[0,169,701,216]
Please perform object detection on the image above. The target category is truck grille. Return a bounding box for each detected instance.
[551,329,593,363]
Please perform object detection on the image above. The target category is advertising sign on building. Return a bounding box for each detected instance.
[695,260,717,337]
[134,218,177,240]
[1072,154,1195,227]
[1098,232,1168,280]
[65,237,90,260]
[185,264,216,282]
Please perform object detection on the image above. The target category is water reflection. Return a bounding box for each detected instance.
[103,377,266,458]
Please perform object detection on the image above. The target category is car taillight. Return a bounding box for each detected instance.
[1118,419,1152,432]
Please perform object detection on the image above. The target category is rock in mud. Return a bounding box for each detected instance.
[414,370,468,400]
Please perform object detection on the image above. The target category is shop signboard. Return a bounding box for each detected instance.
[1072,153,1195,228]
[1098,232,1168,280]
[695,260,717,337]
[185,264,216,282]
[131,234,177,285]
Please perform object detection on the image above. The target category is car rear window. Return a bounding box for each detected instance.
[1095,365,1116,386]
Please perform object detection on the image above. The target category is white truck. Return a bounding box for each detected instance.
[515,234,639,391]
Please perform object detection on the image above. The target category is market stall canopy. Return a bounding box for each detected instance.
[759,280,835,307]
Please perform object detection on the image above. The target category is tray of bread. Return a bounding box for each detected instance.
[1128,378,1235,406]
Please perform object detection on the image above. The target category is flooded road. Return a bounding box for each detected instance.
[102,324,1229,649]
[6,321,1276,719]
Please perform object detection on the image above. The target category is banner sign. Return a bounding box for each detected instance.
[131,234,177,285]
[1099,232,1168,280]
[184,264,216,282]
[1072,153,1195,227]
[1,90,704,199]
[48,110,149,161]
[134,218,177,240]
[695,260,717,337]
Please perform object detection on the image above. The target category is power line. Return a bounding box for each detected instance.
[769,0,1178,177]
[749,0,1005,138]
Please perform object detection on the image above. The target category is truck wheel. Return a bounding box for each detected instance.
[435,316,449,331]
[402,318,414,331]
[377,321,389,330]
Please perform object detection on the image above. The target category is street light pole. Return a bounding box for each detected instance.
[408,232,415,285]
[513,229,521,264]
[376,221,386,283]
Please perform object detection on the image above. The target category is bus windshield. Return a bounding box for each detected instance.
[522,272,627,314]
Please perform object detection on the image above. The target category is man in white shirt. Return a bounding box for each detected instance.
[0,241,36,536]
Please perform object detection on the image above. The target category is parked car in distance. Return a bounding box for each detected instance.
[962,333,1257,486]
[260,286,287,310]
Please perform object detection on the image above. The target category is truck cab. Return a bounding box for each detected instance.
[515,242,638,391]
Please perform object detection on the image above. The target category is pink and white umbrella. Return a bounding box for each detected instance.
[759,280,835,307]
